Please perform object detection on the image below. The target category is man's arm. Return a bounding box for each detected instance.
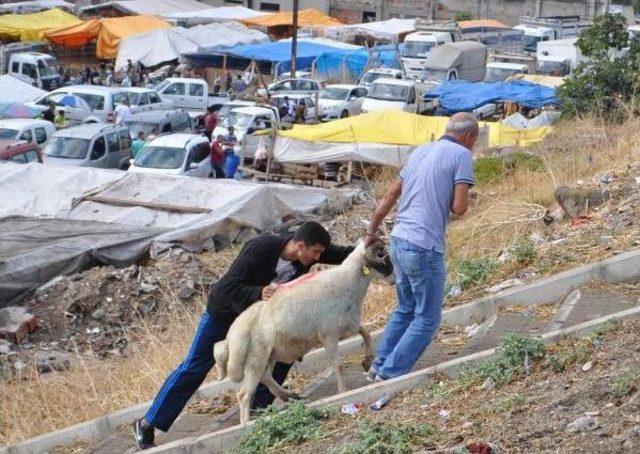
[451,183,470,216]
[365,179,402,244]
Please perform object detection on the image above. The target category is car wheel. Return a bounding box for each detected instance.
[340,110,349,118]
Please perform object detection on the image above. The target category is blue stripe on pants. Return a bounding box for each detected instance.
[145,312,293,432]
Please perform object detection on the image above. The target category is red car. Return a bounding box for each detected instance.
[0,140,42,164]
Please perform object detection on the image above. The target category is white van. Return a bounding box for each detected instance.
[0,119,55,146]
[361,79,417,113]
[128,133,211,178]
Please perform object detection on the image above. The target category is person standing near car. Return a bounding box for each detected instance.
[43,102,56,123]
[114,98,132,125]
[203,106,218,141]
[131,131,147,159]
[364,112,477,382]
[209,135,226,178]
[54,109,66,129]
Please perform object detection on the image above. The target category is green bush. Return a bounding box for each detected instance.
[513,240,537,265]
[455,257,498,289]
[335,420,436,454]
[609,370,639,398]
[474,157,505,186]
[235,402,326,453]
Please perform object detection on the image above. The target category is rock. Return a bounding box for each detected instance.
[486,278,523,294]
[566,416,599,433]
[35,350,73,373]
[582,361,593,372]
[481,377,496,390]
[554,186,609,219]
[0,306,38,343]
[178,286,196,300]
[618,205,631,213]
[448,284,462,298]
[599,236,614,247]
[91,308,106,320]
[0,339,11,355]
[623,439,634,450]
[598,174,613,184]
[179,252,192,264]
[13,360,26,373]
[140,282,158,294]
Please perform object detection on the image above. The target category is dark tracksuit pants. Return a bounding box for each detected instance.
[145,312,292,432]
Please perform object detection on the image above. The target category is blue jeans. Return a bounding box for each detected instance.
[145,312,292,432]
[373,236,446,379]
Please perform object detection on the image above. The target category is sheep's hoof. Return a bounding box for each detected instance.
[286,392,302,400]
[361,355,373,372]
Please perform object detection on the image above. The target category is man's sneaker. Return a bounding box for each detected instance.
[374,374,386,383]
[365,367,378,383]
[132,419,155,450]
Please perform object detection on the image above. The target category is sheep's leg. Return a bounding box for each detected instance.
[358,326,374,372]
[236,371,261,426]
[321,335,348,394]
[260,360,301,401]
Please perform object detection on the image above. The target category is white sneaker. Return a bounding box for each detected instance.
[365,367,378,383]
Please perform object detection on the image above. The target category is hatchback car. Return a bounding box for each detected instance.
[128,133,211,177]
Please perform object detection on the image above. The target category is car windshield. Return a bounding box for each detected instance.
[537,60,565,74]
[402,41,435,58]
[218,104,245,119]
[44,137,90,159]
[126,92,141,105]
[39,60,60,77]
[222,112,253,129]
[112,92,129,107]
[125,121,157,138]
[484,67,520,82]
[361,72,389,84]
[154,79,171,92]
[522,35,541,52]
[367,83,408,101]
[320,87,349,100]
[134,146,185,169]
[0,128,18,139]
[417,70,449,83]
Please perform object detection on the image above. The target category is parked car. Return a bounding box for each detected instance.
[122,87,174,112]
[212,106,279,157]
[271,93,319,123]
[128,133,211,177]
[277,71,313,80]
[0,119,55,146]
[361,78,417,113]
[0,139,42,163]
[122,110,192,139]
[257,78,325,97]
[155,77,228,112]
[43,123,132,169]
[216,100,256,120]
[27,85,132,123]
[317,84,368,120]
[358,68,404,87]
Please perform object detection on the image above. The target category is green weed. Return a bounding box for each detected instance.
[474,157,505,186]
[609,370,639,398]
[334,420,436,454]
[453,257,498,290]
[513,240,537,265]
[493,393,526,413]
[234,402,326,453]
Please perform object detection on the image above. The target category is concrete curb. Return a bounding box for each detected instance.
[148,302,640,454]
[8,248,640,453]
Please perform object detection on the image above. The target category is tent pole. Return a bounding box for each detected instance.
[291,0,299,78]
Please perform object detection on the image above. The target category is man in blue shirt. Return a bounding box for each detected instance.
[364,112,477,381]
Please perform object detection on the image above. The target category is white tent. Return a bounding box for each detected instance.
[0,75,46,103]
[115,22,268,71]
[326,18,416,42]
[162,6,266,25]
[80,0,209,15]
[0,0,73,13]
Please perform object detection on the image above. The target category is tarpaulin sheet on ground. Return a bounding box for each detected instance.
[0,75,46,103]
[44,15,172,59]
[0,8,80,41]
[115,22,268,71]
[80,0,209,16]
[315,44,401,79]
[273,110,553,166]
[241,8,342,28]
[426,80,558,113]
[0,163,355,303]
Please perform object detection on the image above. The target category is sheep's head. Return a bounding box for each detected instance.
[363,240,393,277]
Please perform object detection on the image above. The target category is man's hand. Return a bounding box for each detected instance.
[364,232,379,247]
[261,284,278,300]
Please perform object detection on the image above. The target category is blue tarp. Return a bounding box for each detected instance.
[315,45,401,79]
[426,80,558,113]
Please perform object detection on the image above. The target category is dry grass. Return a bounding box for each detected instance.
[2,116,640,446]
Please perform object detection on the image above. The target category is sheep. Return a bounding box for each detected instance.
[213,240,393,424]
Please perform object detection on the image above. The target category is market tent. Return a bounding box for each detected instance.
[80,0,209,16]
[162,6,265,25]
[426,80,558,113]
[315,45,401,80]
[273,110,553,166]
[242,9,342,29]
[115,22,268,71]
[338,18,416,41]
[0,75,46,103]
[0,8,80,41]
[0,1,73,14]
[44,15,172,59]
[43,18,102,47]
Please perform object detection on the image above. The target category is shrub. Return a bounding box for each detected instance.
[335,420,436,454]
[474,157,505,186]
[454,257,498,289]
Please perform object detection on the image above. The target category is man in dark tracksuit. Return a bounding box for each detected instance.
[134,221,353,449]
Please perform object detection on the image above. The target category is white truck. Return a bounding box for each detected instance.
[0,43,63,90]
[535,38,583,75]
[155,77,229,112]
[401,30,454,77]
[361,79,417,113]
[415,41,488,92]
[484,52,536,81]
[515,16,591,53]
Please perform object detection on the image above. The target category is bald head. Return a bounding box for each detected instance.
[444,112,479,150]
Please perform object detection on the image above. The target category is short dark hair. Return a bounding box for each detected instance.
[292,221,331,248]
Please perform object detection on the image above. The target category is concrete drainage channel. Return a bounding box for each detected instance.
[4,249,640,454]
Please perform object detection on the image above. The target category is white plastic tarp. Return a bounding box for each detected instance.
[162,6,265,25]
[0,74,47,103]
[0,163,355,301]
[326,18,415,41]
[502,111,560,129]
[115,22,268,71]
[0,0,73,13]
[274,136,412,167]
[81,0,209,15]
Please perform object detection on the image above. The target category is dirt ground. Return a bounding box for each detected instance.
[276,318,640,454]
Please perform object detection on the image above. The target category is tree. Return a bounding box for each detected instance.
[558,14,640,120]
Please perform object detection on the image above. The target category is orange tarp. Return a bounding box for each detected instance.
[44,19,102,47]
[459,19,509,30]
[43,15,171,59]
[242,8,342,28]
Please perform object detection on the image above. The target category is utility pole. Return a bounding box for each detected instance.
[291,0,299,78]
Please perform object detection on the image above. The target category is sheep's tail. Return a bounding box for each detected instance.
[213,340,229,380]
[226,334,251,383]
